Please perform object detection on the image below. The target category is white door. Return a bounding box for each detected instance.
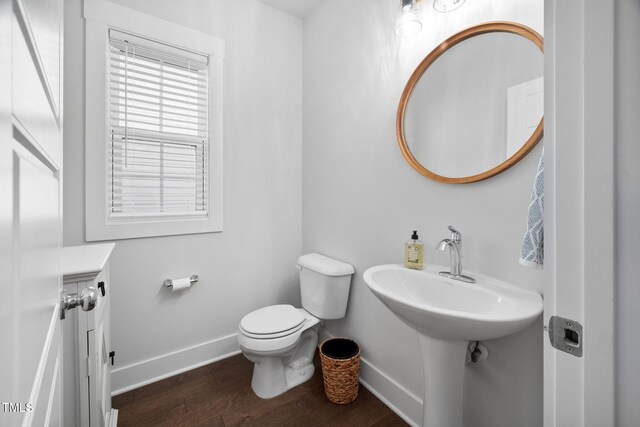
[544,1,615,426]
[0,0,64,425]
[506,76,543,159]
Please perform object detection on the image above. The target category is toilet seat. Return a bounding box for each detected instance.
[238,306,320,353]
[240,304,305,339]
[240,322,305,340]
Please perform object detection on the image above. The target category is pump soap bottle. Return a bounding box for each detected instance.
[404,230,424,270]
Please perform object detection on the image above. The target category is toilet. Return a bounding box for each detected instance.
[238,253,355,399]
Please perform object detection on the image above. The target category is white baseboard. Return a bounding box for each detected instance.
[320,331,422,426]
[359,357,422,427]
[111,333,241,396]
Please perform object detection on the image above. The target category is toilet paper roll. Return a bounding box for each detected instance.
[171,277,192,291]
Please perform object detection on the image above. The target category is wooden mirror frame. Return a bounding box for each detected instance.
[396,22,544,184]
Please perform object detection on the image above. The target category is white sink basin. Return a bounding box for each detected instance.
[363,264,543,427]
[363,264,543,341]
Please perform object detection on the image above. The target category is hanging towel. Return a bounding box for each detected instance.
[519,148,544,268]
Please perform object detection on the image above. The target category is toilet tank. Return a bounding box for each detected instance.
[297,253,355,320]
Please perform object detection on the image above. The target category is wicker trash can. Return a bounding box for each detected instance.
[319,338,361,404]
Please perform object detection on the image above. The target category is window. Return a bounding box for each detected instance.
[85,1,224,241]
[108,30,208,219]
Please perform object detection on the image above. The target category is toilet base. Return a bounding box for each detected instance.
[247,327,319,399]
[285,363,315,391]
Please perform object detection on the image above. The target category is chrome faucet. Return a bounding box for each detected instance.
[436,226,476,283]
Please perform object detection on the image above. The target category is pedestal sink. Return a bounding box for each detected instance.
[363,264,542,427]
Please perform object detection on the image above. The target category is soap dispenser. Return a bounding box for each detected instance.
[404,230,424,270]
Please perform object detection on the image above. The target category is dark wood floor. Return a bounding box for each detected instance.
[112,352,409,426]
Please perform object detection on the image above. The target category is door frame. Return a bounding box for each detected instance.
[544,0,615,426]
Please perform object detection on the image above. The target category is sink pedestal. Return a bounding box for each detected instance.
[417,334,467,427]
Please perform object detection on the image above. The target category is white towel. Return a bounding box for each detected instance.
[519,148,544,268]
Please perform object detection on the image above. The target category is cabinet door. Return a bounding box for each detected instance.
[87,275,112,427]
[87,320,109,426]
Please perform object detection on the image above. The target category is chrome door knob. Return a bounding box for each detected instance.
[78,287,97,311]
[61,287,97,319]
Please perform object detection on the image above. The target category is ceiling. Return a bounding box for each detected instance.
[258,0,323,19]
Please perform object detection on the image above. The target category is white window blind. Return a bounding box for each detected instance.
[108,29,209,219]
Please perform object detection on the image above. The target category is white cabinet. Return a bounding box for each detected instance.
[62,244,118,427]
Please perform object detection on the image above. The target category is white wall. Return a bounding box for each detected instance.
[63,0,303,393]
[615,0,640,425]
[303,1,543,425]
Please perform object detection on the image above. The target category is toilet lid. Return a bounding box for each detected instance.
[240,304,305,337]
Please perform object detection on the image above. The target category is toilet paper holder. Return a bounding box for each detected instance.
[164,275,199,289]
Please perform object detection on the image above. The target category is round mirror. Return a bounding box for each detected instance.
[397,22,544,184]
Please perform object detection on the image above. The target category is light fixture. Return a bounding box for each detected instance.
[433,0,466,13]
[396,0,422,37]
